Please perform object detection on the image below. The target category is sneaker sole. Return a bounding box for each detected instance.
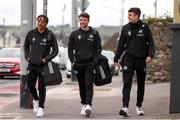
[137,112,144,116]
[119,109,130,117]
[36,115,44,118]
[85,109,91,118]
[80,112,86,116]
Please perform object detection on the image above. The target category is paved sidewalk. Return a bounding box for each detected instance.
[0,75,180,119]
[0,84,19,110]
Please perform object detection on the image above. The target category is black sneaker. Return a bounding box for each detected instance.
[119,107,130,117]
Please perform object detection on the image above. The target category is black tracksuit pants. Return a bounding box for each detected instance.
[121,54,146,108]
[75,64,94,106]
[27,65,46,108]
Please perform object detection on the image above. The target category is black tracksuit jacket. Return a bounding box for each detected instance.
[68,27,102,65]
[114,20,155,62]
[24,28,58,66]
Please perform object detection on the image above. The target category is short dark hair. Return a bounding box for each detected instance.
[128,7,141,18]
[79,12,90,20]
[37,15,49,24]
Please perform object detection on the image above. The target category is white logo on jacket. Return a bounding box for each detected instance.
[89,34,93,38]
[128,31,131,36]
[42,38,47,42]
[32,38,35,42]
[123,66,128,70]
[40,38,47,45]
[139,30,143,33]
[78,35,81,40]
[137,29,144,36]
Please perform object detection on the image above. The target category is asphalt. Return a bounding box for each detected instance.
[0,73,180,119]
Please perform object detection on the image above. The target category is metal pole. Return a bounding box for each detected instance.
[121,0,124,26]
[43,0,48,16]
[71,0,78,30]
[33,0,37,28]
[60,4,66,41]
[62,5,65,26]
[118,0,124,38]
[82,0,85,13]
[2,18,5,47]
[20,0,35,109]
[71,0,78,81]
[154,0,157,18]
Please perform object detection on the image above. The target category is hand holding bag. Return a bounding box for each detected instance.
[43,61,62,86]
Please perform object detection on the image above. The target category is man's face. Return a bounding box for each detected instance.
[128,12,139,23]
[37,17,47,29]
[79,16,89,28]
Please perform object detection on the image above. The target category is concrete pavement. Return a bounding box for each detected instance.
[0,74,180,119]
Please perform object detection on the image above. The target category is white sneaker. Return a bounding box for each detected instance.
[36,107,44,117]
[33,100,39,113]
[80,105,86,116]
[136,106,144,116]
[119,107,130,117]
[85,105,91,118]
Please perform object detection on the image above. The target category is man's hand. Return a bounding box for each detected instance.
[42,58,47,64]
[113,62,119,68]
[146,56,152,64]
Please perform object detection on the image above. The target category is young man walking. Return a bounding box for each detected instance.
[23,15,58,117]
[114,7,155,117]
[68,12,102,118]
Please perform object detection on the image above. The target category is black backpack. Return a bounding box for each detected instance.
[94,55,112,86]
